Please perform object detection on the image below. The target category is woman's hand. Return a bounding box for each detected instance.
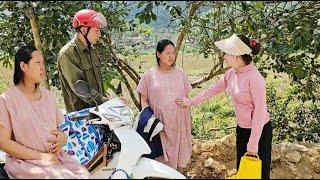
[246,151,258,157]
[47,130,67,155]
[175,98,187,108]
[40,152,59,164]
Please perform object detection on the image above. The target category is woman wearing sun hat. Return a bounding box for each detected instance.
[175,34,272,179]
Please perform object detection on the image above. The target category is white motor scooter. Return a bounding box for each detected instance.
[73,80,186,179]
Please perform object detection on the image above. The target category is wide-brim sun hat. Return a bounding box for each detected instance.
[214,34,252,56]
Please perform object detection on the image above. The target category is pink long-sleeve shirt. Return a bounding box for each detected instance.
[183,63,270,152]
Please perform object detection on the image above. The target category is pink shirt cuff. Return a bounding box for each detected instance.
[247,141,259,153]
[183,98,192,107]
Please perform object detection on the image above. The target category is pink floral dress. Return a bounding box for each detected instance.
[137,66,193,169]
[0,86,90,179]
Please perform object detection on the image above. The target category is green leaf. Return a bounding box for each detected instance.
[135,12,141,19]
[174,5,182,16]
[145,14,151,24]
[252,1,264,10]
[46,10,53,17]
[151,12,156,21]
[49,40,53,51]
[145,3,153,12]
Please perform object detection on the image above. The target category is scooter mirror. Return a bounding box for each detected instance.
[74,80,99,111]
[74,80,92,100]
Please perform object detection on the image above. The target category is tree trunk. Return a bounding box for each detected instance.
[174,1,203,63]
[174,1,229,89]
[25,6,50,90]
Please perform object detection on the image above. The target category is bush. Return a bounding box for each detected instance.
[190,92,236,140]
[267,83,320,143]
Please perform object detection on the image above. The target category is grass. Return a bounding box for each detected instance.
[119,52,217,77]
[0,62,13,94]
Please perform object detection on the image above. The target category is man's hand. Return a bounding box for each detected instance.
[47,130,68,155]
[118,96,128,105]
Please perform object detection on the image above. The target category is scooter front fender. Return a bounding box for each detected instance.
[113,126,151,176]
[132,157,186,179]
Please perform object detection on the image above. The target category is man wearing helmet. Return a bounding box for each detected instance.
[57,9,108,112]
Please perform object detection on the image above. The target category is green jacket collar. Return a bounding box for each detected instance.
[74,37,89,52]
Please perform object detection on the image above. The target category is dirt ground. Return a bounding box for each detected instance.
[182,135,320,179]
[1,135,320,179]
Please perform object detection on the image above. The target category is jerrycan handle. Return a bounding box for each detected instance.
[244,152,260,160]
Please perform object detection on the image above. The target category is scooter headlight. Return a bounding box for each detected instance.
[104,106,133,123]
[102,114,122,122]
[93,98,134,125]
[120,106,133,120]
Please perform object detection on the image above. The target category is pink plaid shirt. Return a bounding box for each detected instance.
[184,63,270,152]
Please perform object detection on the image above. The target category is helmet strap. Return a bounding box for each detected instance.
[79,27,92,50]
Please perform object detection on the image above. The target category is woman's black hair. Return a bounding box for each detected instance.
[14,45,38,86]
[156,39,175,66]
[238,35,261,65]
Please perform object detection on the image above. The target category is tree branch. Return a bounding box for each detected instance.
[167,3,190,28]
[113,56,140,85]
[113,62,141,110]
[103,30,142,109]
[191,63,229,88]
[174,1,204,63]
[208,125,236,132]
[25,5,50,90]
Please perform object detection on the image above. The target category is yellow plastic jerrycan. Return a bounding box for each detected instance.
[229,152,262,179]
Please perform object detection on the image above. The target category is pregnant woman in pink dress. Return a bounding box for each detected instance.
[0,45,90,178]
[137,39,193,173]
